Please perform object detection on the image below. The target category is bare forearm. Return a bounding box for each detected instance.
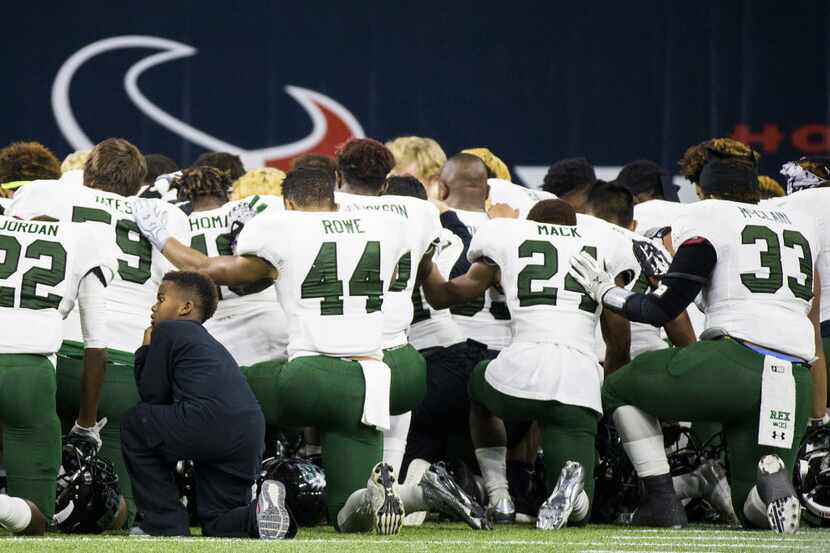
[162,238,211,272]
[77,348,107,427]
[664,311,697,347]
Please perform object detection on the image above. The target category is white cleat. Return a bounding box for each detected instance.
[369,463,405,535]
[537,461,584,530]
[756,454,800,534]
[694,460,740,525]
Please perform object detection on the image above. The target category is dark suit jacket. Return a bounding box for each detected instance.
[133,320,262,457]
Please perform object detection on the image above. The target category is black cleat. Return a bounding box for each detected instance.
[421,462,492,530]
[630,474,688,528]
[756,454,800,534]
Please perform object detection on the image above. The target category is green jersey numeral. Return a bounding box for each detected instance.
[301,241,384,315]
[0,236,66,309]
[515,240,597,312]
[740,224,813,300]
[412,287,430,323]
[72,206,152,284]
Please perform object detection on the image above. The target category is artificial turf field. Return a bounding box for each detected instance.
[1,523,827,553]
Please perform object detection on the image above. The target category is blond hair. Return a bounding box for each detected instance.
[230,168,286,200]
[462,147,511,181]
[385,136,446,182]
[61,149,92,173]
[758,175,785,199]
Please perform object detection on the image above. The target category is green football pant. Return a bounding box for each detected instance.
[383,344,427,416]
[823,336,830,408]
[0,354,61,519]
[56,341,140,526]
[602,338,812,523]
[270,355,383,525]
[240,360,285,428]
[469,360,598,502]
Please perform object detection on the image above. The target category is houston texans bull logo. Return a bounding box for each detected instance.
[51,35,365,170]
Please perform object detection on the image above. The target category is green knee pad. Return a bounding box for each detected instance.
[241,360,285,427]
[383,344,426,415]
[0,354,61,519]
[57,341,140,527]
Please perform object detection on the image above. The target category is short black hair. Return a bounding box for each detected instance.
[291,153,337,180]
[143,154,178,185]
[282,167,336,207]
[384,175,427,200]
[542,157,596,197]
[162,271,219,322]
[586,182,634,228]
[176,166,231,204]
[192,152,245,182]
[527,199,577,225]
[615,160,665,197]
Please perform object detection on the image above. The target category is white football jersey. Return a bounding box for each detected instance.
[469,215,633,412]
[0,216,117,355]
[8,179,190,352]
[762,189,830,322]
[409,228,465,350]
[453,209,512,350]
[188,197,288,365]
[236,210,406,360]
[487,178,557,218]
[672,199,820,360]
[633,199,688,237]
[336,192,442,347]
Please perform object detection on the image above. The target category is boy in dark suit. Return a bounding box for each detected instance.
[121,271,293,539]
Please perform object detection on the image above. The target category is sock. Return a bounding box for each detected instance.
[476,447,509,503]
[398,482,428,513]
[569,490,590,522]
[383,412,412,475]
[303,444,322,456]
[0,495,32,533]
[642,474,677,496]
[336,488,374,533]
[613,406,670,477]
[743,486,769,529]
[673,472,703,500]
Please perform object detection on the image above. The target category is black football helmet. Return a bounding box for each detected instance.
[54,442,121,533]
[592,419,641,523]
[794,426,830,527]
[259,457,326,527]
[175,460,200,526]
[663,423,702,477]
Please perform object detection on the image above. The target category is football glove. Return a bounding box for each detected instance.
[228,195,269,253]
[569,250,616,303]
[68,417,108,455]
[632,239,672,280]
[129,198,171,251]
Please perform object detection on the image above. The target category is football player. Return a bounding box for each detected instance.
[177,166,288,366]
[333,139,442,477]
[769,156,830,416]
[570,153,824,533]
[421,199,633,528]
[0,211,117,533]
[7,138,190,524]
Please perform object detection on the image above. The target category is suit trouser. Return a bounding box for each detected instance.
[120,402,264,537]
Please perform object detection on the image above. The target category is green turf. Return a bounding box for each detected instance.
[0,523,826,553]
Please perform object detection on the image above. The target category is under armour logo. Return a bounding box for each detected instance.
[772,431,786,441]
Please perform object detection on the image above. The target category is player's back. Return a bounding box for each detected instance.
[236,210,405,359]
[0,215,115,355]
[336,192,442,346]
[7,179,189,352]
[673,199,819,360]
[188,196,288,364]
[470,214,632,357]
[633,199,687,236]
[487,178,557,218]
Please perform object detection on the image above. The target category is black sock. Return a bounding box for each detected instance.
[641,473,675,496]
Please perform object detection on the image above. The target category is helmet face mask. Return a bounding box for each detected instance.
[259,457,326,527]
[795,427,830,526]
[54,442,121,534]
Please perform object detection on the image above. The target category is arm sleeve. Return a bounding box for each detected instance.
[134,323,176,404]
[77,271,108,349]
[442,211,474,279]
[610,239,717,326]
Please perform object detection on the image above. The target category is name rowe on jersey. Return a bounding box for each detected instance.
[7,178,190,524]
[130,192,419,534]
[0,213,117,523]
[187,195,288,366]
[573,164,824,532]
[423,206,634,529]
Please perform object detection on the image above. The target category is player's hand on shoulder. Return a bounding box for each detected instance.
[487,202,519,219]
[129,198,171,251]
